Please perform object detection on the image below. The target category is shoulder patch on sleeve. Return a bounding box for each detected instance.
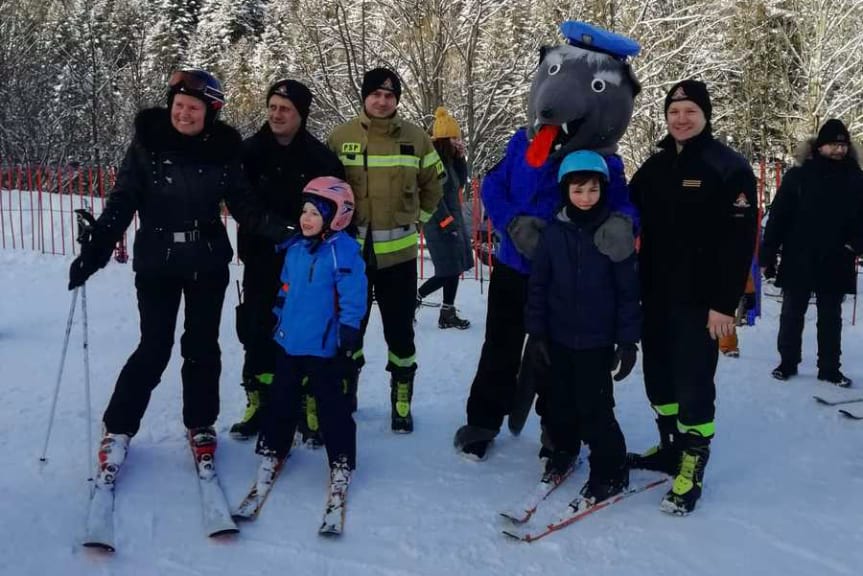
[342,142,362,154]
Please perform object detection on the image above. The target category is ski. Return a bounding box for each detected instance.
[233,456,287,521]
[83,482,115,552]
[838,409,863,420]
[189,431,238,538]
[499,464,577,524]
[813,395,863,407]
[502,478,668,543]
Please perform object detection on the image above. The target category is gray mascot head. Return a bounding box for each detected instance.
[526,21,641,167]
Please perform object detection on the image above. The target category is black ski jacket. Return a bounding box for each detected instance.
[761,143,863,294]
[630,130,757,316]
[86,108,290,277]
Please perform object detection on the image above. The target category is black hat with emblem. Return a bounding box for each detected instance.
[361,67,402,103]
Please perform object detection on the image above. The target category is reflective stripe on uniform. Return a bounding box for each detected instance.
[338,154,421,169]
[388,351,417,368]
[677,420,715,438]
[357,233,418,255]
[651,403,679,417]
[419,210,433,223]
[422,150,445,175]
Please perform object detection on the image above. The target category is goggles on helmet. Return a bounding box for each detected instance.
[168,70,225,109]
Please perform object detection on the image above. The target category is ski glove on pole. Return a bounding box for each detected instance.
[611,343,637,382]
[593,213,635,263]
[507,216,547,260]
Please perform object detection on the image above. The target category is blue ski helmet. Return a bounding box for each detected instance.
[167,69,226,124]
[558,150,609,183]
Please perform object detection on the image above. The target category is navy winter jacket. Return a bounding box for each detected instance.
[525,209,641,350]
[481,128,638,274]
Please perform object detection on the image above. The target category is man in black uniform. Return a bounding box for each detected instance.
[627,80,757,515]
[231,79,345,440]
[761,119,863,387]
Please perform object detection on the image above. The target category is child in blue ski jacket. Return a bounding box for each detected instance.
[255,176,367,493]
[524,151,640,508]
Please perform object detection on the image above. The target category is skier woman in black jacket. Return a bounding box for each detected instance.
[67,69,295,480]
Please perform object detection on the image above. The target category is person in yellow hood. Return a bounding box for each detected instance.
[328,67,444,433]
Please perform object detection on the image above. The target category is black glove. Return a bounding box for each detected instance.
[593,213,635,262]
[337,324,363,371]
[611,344,637,382]
[524,336,550,370]
[763,264,776,280]
[68,252,100,290]
[507,216,547,260]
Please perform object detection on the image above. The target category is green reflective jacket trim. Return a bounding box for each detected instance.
[388,351,417,367]
[677,420,715,438]
[358,232,418,254]
[338,154,421,169]
[652,403,679,417]
[419,210,433,223]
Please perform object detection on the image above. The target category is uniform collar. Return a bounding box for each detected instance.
[360,109,401,136]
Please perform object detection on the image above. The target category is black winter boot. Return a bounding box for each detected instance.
[660,435,710,516]
[772,363,798,381]
[817,369,852,387]
[626,416,679,475]
[575,466,629,510]
[438,304,471,329]
[390,372,414,433]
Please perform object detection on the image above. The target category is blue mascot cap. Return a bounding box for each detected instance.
[560,21,641,60]
[558,150,609,183]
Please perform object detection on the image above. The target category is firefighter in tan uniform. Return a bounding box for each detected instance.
[328,67,444,432]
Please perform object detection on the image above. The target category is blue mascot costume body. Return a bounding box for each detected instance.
[455,22,642,460]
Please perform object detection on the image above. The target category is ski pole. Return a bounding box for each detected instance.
[40,288,79,463]
[81,283,93,481]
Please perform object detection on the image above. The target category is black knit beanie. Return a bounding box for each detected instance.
[815,119,851,147]
[664,79,712,121]
[361,68,401,102]
[266,79,313,124]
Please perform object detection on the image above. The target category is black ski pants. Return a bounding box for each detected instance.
[103,268,230,436]
[361,259,418,377]
[257,353,356,469]
[543,343,625,480]
[641,303,717,439]
[777,289,843,373]
[236,258,282,383]
[466,262,536,431]
[418,274,460,305]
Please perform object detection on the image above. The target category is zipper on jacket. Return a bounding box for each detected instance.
[321,318,333,349]
[308,257,317,282]
[166,247,172,262]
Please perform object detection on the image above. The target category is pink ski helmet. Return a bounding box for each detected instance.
[301,176,355,232]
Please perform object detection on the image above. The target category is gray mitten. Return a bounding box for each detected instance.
[507,215,547,260]
[594,213,635,262]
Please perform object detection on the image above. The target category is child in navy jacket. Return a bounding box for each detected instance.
[252,177,366,519]
[525,151,641,508]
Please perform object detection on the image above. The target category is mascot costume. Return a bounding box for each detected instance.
[454,21,642,460]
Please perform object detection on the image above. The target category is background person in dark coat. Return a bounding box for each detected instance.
[67,69,295,480]
[416,107,473,329]
[761,119,863,387]
[524,150,639,506]
[231,79,345,441]
[627,80,757,516]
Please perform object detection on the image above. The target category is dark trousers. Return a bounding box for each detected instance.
[778,289,843,372]
[256,353,356,468]
[418,274,459,305]
[103,268,230,436]
[543,343,624,480]
[362,259,418,375]
[236,261,281,381]
[466,262,529,431]
[641,304,718,437]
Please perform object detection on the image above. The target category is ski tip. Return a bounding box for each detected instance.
[208,527,240,539]
[501,530,529,542]
[82,541,116,553]
[813,395,829,405]
[318,527,343,537]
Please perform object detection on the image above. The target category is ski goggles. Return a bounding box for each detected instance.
[168,70,225,108]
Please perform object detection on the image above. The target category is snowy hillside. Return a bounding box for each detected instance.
[1,250,862,576]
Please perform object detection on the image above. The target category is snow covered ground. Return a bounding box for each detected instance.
[1,249,862,576]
